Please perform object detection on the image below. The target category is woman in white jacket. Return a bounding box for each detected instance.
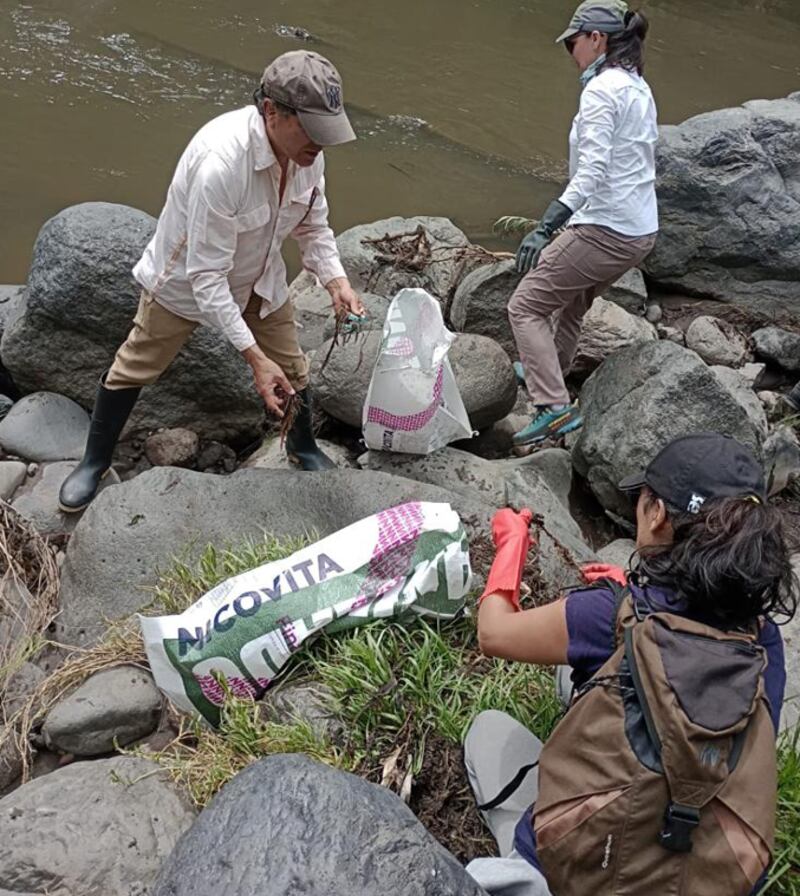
[509,1,658,447]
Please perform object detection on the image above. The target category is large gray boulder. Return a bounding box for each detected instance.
[292,282,388,354]
[643,94,800,316]
[0,755,195,896]
[0,392,89,462]
[0,203,264,442]
[310,329,516,431]
[42,666,162,756]
[152,753,487,896]
[336,216,471,302]
[57,466,495,647]
[573,341,767,517]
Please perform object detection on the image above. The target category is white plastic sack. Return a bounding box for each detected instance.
[362,288,473,454]
[140,502,472,726]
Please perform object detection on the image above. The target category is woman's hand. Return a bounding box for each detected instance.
[581,562,627,587]
[479,508,534,611]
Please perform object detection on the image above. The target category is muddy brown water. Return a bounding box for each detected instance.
[1,0,799,282]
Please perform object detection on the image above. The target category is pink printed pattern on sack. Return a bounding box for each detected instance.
[350,502,425,611]
[196,675,270,706]
[385,336,416,358]
[366,365,444,432]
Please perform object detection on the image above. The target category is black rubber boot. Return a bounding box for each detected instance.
[59,375,141,512]
[285,389,335,471]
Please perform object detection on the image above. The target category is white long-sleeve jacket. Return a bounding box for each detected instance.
[133,106,346,351]
[559,66,659,237]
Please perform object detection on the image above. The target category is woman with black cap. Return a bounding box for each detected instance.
[465,432,796,895]
[508,1,658,447]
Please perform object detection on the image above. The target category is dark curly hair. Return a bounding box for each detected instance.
[637,491,797,629]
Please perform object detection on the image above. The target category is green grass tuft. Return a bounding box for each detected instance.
[768,728,800,894]
[312,618,561,776]
[150,532,313,614]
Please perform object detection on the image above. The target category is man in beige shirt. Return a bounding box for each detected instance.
[60,50,364,512]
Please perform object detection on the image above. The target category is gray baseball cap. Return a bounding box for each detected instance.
[555,0,628,43]
[261,50,356,146]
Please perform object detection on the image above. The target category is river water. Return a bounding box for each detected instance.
[1,0,799,282]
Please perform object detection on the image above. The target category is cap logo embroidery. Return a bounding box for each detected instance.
[325,84,342,110]
[687,493,706,514]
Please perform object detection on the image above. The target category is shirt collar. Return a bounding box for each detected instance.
[249,107,277,172]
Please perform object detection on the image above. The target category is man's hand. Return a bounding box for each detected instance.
[325,276,365,317]
[241,345,294,418]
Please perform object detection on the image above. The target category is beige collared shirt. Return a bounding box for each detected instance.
[132,106,346,351]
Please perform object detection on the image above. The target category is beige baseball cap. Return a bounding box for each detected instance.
[260,50,356,146]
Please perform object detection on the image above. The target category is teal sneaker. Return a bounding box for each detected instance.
[512,404,582,446]
[513,361,526,388]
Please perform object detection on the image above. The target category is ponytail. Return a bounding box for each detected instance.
[637,495,798,629]
[603,9,649,75]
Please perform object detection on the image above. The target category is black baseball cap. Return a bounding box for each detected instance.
[618,433,767,514]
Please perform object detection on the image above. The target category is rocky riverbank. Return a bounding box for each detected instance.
[0,91,799,896]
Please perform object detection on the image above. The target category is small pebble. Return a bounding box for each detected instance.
[27,462,38,476]
[644,303,662,324]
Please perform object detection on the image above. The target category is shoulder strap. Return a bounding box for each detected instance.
[477,760,540,811]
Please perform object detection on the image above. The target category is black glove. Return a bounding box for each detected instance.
[515,200,573,275]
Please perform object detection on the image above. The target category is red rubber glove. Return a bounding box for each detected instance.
[478,508,534,611]
[581,562,627,587]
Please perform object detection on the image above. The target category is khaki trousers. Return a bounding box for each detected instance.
[105,291,309,391]
[508,225,656,406]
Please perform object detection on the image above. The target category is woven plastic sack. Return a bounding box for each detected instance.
[362,288,473,454]
[140,502,472,726]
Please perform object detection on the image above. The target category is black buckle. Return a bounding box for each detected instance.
[658,802,699,853]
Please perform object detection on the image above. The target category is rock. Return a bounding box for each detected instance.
[449,259,520,359]
[0,395,12,422]
[572,341,767,518]
[0,392,89,462]
[196,441,237,473]
[741,362,766,387]
[0,755,195,896]
[763,426,800,496]
[752,326,800,373]
[12,461,120,536]
[685,316,748,367]
[336,216,471,302]
[0,203,265,442]
[571,297,657,376]
[602,267,648,313]
[0,285,24,341]
[144,428,200,468]
[42,666,162,756]
[0,461,27,501]
[758,391,782,415]
[310,330,516,431]
[643,94,800,316]
[657,324,685,345]
[262,682,342,741]
[595,538,637,569]
[358,445,573,509]
[780,554,800,734]
[0,734,21,793]
[358,447,592,592]
[709,366,768,437]
[241,435,356,470]
[57,467,496,647]
[644,303,662,324]
[152,753,486,896]
[3,662,46,719]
